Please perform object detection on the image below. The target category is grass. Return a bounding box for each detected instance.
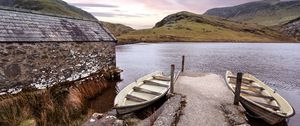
[205,1,300,26]
[3,0,96,20]
[118,12,292,43]
[102,22,135,37]
[0,67,121,126]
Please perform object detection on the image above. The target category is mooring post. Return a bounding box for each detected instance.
[170,64,175,94]
[181,55,185,72]
[234,72,243,105]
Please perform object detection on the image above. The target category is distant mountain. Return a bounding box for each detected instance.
[102,22,135,37]
[204,0,300,26]
[0,0,96,20]
[118,11,292,43]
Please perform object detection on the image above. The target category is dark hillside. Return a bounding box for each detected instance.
[205,0,300,26]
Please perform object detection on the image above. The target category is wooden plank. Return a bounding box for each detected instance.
[229,79,252,85]
[241,91,275,100]
[231,83,264,90]
[126,94,147,102]
[144,80,169,88]
[133,87,162,96]
[170,64,175,94]
[181,55,185,72]
[153,76,170,81]
[234,73,243,105]
[253,101,280,110]
[228,76,254,83]
[241,84,264,90]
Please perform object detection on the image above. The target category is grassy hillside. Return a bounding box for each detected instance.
[0,0,96,20]
[118,11,292,43]
[204,0,300,26]
[102,22,135,37]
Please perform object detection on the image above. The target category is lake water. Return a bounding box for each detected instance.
[116,42,300,126]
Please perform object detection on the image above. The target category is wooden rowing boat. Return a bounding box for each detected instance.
[225,71,295,125]
[114,71,170,114]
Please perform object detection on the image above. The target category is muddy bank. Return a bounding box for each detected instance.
[0,70,120,126]
[88,81,118,113]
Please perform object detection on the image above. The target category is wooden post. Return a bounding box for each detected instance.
[181,55,185,72]
[170,64,175,94]
[234,72,243,105]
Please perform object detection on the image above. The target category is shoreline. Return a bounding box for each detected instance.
[116,41,300,45]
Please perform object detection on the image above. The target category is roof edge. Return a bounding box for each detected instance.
[97,21,118,42]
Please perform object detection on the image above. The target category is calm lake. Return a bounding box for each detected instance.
[116,42,300,126]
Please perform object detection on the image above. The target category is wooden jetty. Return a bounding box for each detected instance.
[171,56,248,126]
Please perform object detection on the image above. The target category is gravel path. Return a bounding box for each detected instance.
[175,72,247,126]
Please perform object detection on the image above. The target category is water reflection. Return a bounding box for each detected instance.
[89,81,118,113]
[116,42,300,126]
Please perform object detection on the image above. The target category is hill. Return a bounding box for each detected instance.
[102,22,135,37]
[0,0,135,37]
[0,0,96,20]
[118,11,292,43]
[204,0,300,26]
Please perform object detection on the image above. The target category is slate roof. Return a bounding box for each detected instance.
[0,7,116,42]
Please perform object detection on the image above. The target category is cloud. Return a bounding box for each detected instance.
[69,3,118,8]
[65,0,283,29]
[91,12,142,17]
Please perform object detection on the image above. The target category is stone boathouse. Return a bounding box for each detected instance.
[0,7,117,95]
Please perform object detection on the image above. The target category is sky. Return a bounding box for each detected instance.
[64,0,271,29]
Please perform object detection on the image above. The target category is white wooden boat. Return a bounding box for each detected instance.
[225,71,295,125]
[114,71,170,114]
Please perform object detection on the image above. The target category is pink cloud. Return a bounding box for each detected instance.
[64,0,274,29]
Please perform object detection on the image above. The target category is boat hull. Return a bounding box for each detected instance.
[240,98,284,125]
[225,71,295,125]
[114,71,170,115]
[115,96,163,114]
[116,103,150,115]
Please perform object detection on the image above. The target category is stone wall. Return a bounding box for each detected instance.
[0,42,116,94]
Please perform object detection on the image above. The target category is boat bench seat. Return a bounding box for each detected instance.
[228,76,254,83]
[143,80,169,87]
[133,87,162,96]
[153,75,170,81]
[241,91,275,100]
[254,101,280,110]
[126,94,147,102]
[232,84,264,90]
